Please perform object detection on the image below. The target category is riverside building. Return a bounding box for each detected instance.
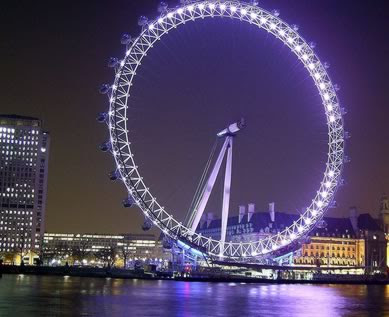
[197,199,388,273]
[42,232,164,266]
[0,115,50,263]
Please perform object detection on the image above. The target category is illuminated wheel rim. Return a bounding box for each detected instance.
[107,1,345,259]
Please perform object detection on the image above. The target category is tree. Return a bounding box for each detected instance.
[16,231,27,265]
[94,246,117,267]
[70,240,90,265]
[118,246,132,269]
[37,239,49,265]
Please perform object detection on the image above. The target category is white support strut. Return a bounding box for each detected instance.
[189,137,230,233]
[220,137,233,255]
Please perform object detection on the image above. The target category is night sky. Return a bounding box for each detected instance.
[2,0,389,235]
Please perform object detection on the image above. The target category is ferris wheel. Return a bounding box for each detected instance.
[98,0,346,260]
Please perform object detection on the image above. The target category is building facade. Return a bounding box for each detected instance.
[379,193,389,233]
[197,202,387,272]
[378,193,389,268]
[293,214,365,268]
[0,115,50,261]
[42,232,162,266]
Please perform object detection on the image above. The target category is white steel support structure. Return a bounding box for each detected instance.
[189,120,242,245]
[221,137,233,255]
[189,137,230,233]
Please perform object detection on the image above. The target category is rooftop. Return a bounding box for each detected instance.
[198,210,382,238]
[0,114,42,127]
[0,114,40,121]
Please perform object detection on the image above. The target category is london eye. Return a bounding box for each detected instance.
[98,0,346,261]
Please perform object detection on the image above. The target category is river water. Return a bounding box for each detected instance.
[0,274,388,316]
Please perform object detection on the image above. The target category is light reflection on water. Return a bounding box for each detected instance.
[0,275,388,316]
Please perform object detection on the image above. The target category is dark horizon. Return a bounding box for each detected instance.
[2,0,389,234]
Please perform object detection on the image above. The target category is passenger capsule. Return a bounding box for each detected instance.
[123,196,135,207]
[99,84,110,94]
[97,112,108,123]
[100,141,111,152]
[109,170,120,181]
[334,84,341,91]
[142,219,153,231]
[138,16,148,27]
[317,220,327,229]
[120,33,132,45]
[157,1,168,13]
[107,57,119,68]
[162,236,173,249]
